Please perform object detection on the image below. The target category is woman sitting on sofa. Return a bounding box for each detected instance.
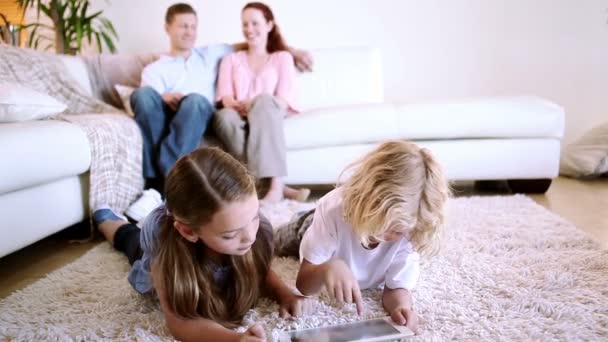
[213,1,309,203]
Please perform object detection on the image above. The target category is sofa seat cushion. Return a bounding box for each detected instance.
[285,96,565,150]
[0,120,91,194]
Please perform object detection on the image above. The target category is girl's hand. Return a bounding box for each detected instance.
[239,324,266,342]
[279,294,316,318]
[322,259,364,315]
[390,307,420,334]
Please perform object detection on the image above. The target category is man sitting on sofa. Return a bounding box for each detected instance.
[130,3,312,195]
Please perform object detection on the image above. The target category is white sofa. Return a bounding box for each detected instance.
[0,47,565,258]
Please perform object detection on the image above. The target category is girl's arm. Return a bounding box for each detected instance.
[382,287,419,334]
[151,265,251,342]
[264,269,315,318]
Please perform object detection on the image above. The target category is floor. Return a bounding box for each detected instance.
[0,177,606,300]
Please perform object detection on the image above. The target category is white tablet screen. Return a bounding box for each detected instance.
[289,318,402,342]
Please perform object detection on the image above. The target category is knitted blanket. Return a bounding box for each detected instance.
[0,45,143,214]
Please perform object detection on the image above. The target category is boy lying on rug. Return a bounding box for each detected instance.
[93,147,315,342]
[275,140,450,335]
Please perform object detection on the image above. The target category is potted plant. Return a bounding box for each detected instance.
[16,0,118,54]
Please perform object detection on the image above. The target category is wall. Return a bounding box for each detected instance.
[98,0,608,143]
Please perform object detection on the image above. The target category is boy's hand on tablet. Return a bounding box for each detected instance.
[322,259,365,315]
[390,307,420,334]
[239,324,266,342]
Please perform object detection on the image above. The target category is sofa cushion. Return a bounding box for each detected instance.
[0,83,67,123]
[0,120,91,194]
[285,96,565,150]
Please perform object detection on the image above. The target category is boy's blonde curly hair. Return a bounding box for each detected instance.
[341,140,450,256]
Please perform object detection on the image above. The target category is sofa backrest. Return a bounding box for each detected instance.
[296,47,384,111]
[58,46,385,111]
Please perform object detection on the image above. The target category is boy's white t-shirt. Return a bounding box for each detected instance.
[299,187,420,290]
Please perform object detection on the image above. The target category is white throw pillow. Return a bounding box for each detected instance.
[560,121,608,178]
[114,84,135,117]
[0,83,67,123]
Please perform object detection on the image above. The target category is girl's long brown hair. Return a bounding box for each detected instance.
[243,2,288,53]
[154,147,272,327]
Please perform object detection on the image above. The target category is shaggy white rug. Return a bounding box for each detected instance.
[1,196,607,341]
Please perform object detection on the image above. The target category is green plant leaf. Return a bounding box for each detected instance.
[76,17,83,50]
[56,0,68,19]
[86,10,102,19]
[86,21,93,44]
[33,35,42,49]
[94,31,102,52]
[38,3,51,18]
[27,24,40,48]
[100,18,118,39]
[18,22,54,31]
[80,1,89,21]
[100,31,116,53]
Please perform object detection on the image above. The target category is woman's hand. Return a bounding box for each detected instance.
[279,293,316,318]
[390,307,420,334]
[222,97,241,110]
[321,259,364,315]
[236,99,253,116]
[239,324,266,342]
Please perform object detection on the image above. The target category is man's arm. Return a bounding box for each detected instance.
[230,42,313,72]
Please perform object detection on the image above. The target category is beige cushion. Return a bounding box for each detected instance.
[83,53,159,109]
[0,83,67,123]
[560,122,608,178]
[114,84,135,117]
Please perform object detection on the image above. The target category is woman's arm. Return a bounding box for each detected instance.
[274,52,296,111]
[216,55,238,109]
[151,264,244,342]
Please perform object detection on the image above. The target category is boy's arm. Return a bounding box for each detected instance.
[382,287,413,313]
[382,287,420,333]
[295,259,327,296]
[296,258,364,315]
[230,42,313,72]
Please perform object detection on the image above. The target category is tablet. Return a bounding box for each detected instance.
[286,316,414,342]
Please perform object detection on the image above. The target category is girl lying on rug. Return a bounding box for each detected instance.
[275,140,450,335]
[93,147,314,342]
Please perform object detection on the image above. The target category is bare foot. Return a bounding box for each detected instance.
[284,186,311,202]
[262,177,284,203]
